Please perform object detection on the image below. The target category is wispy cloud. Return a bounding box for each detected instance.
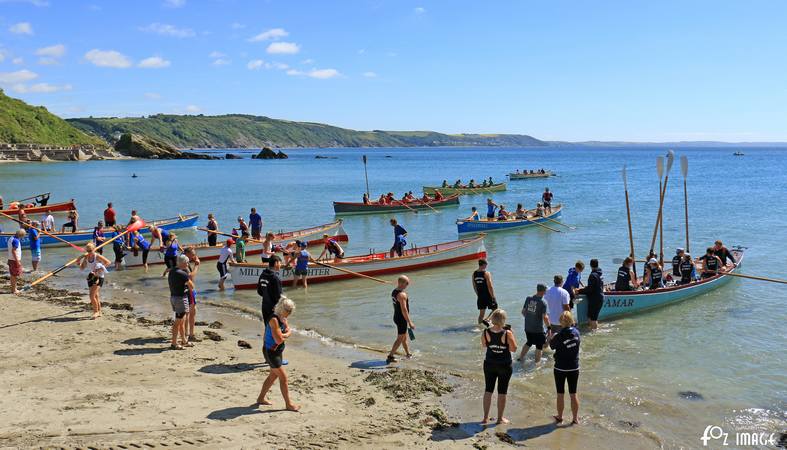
[301,58,314,65]
[140,23,195,38]
[84,49,132,68]
[247,59,289,70]
[9,22,34,35]
[212,58,230,66]
[209,51,226,59]
[37,57,58,65]
[247,59,264,70]
[286,68,341,79]
[362,71,377,78]
[35,43,66,58]
[248,28,288,42]
[138,56,171,68]
[163,0,185,8]
[230,22,245,30]
[266,42,299,55]
[414,6,426,14]
[185,104,201,113]
[0,69,38,84]
[12,82,72,93]
[144,92,162,100]
[12,57,24,65]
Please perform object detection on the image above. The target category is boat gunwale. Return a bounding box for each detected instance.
[333,194,460,208]
[456,204,563,227]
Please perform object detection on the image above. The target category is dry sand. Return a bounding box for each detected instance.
[0,264,657,449]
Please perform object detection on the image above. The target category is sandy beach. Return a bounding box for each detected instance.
[0,262,657,449]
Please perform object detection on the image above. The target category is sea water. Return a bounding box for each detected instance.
[2,146,785,447]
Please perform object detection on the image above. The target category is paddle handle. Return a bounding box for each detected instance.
[309,258,391,284]
[0,211,84,251]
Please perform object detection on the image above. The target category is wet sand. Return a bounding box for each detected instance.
[0,263,657,449]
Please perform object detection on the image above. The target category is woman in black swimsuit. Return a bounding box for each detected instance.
[481,309,517,425]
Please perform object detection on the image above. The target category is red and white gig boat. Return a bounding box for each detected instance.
[228,234,487,289]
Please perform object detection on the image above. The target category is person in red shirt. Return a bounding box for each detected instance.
[104,202,116,227]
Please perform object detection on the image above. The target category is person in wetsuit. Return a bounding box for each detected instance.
[258,255,283,325]
[256,298,299,412]
[577,259,604,330]
[472,259,498,325]
[713,240,737,267]
[386,275,414,364]
[481,308,517,425]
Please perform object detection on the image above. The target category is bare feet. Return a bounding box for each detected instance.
[481,417,489,425]
[571,417,579,425]
[496,417,510,424]
[91,312,100,319]
[553,415,563,423]
[286,403,300,412]
[256,396,273,406]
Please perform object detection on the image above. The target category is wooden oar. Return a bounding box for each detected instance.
[622,164,637,277]
[28,220,146,287]
[543,215,575,230]
[680,155,690,254]
[394,199,419,214]
[0,211,85,252]
[413,197,440,213]
[649,151,674,258]
[199,227,266,245]
[521,216,561,233]
[14,192,50,204]
[721,272,787,285]
[309,258,391,284]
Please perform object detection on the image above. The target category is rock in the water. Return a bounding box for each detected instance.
[225,153,242,159]
[114,133,218,160]
[275,150,288,159]
[252,146,288,159]
[678,391,704,401]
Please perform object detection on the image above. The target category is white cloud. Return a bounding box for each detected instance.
[138,56,170,68]
[12,82,72,93]
[185,104,201,113]
[212,58,230,66]
[209,51,225,58]
[285,69,302,76]
[37,57,58,65]
[144,92,162,100]
[0,50,5,63]
[266,42,299,54]
[362,71,377,78]
[9,22,33,35]
[12,57,24,65]
[35,43,66,58]
[249,28,288,42]
[0,69,38,84]
[247,59,264,70]
[140,23,195,38]
[163,0,185,7]
[414,6,426,14]
[84,49,132,68]
[301,58,314,65]
[230,22,245,30]
[308,68,340,79]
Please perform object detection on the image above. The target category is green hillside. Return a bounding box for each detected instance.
[0,90,106,146]
[68,114,546,149]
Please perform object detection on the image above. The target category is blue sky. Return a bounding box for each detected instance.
[0,0,786,141]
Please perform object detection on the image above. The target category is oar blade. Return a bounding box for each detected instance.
[622,164,628,190]
[656,156,664,179]
[666,149,675,173]
[680,155,688,178]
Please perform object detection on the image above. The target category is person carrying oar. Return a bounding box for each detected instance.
[77,242,112,319]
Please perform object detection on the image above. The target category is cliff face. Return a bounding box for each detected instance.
[114,133,218,159]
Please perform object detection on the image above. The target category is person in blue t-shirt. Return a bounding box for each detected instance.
[293,241,310,288]
[562,260,585,306]
[389,218,408,257]
[249,207,263,240]
[27,223,42,271]
[162,232,180,277]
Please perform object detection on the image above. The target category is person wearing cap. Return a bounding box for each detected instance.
[679,252,696,285]
[217,238,236,291]
[518,283,550,364]
[293,241,311,289]
[671,248,685,281]
[577,259,604,330]
[318,234,344,261]
[644,258,664,290]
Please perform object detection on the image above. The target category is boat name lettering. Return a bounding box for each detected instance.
[604,298,634,308]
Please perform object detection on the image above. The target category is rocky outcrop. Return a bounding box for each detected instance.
[114,133,218,160]
[225,153,242,159]
[252,147,288,159]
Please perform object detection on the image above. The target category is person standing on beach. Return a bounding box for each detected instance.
[42,210,55,232]
[387,275,414,364]
[550,310,580,425]
[545,275,571,334]
[77,243,111,319]
[577,259,604,331]
[518,284,550,364]
[183,247,201,343]
[217,238,235,291]
[26,221,42,271]
[249,208,263,240]
[257,298,299,411]
[168,255,194,350]
[389,219,407,258]
[103,202,116,227]
[258,255,283,324]
[481,309,517,425]
[206,214,219,247]
[7,229,25,294]
[472,259,497,325]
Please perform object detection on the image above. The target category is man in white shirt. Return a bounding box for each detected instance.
[544,274,571,333]
[42,210,55,232]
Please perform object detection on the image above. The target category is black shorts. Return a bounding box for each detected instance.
[393,313,408,335]
[486,213,495,219]
[261,256,272,264]
[543,201,551,208]
[164,255,177,269]
[105,220,116,227]
[483,361,513,394]
[554,369,579,394]
[477,296,498,311]
[587,297,603,321]
[113,247,125,263]
[217,261,228,278]
[525,331,547,349]
[207,234,218,246]
[251,229,262,240]
[391,242,404,256]
[294,268,307,276]
[63,221,76,230]
[87,275,104,288]
[141,248,150,264]
[263,346,284,369]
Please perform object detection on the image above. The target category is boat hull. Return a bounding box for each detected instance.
[423,183,506,195]
[123,221,348,267]
[0,200,76,216]
[0,214,199,248]
[575,250,743,324]
[508,172,554,180]
[229,236,486,289]
[456,206,562,234]
[333,195,460,215]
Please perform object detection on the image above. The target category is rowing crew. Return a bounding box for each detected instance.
[441,177,494,189]
[614,240,737,291]
[364,191,444,205]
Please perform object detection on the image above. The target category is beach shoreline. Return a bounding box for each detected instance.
[0,262,658,449]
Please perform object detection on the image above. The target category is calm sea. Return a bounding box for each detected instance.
[2,146,785,446]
